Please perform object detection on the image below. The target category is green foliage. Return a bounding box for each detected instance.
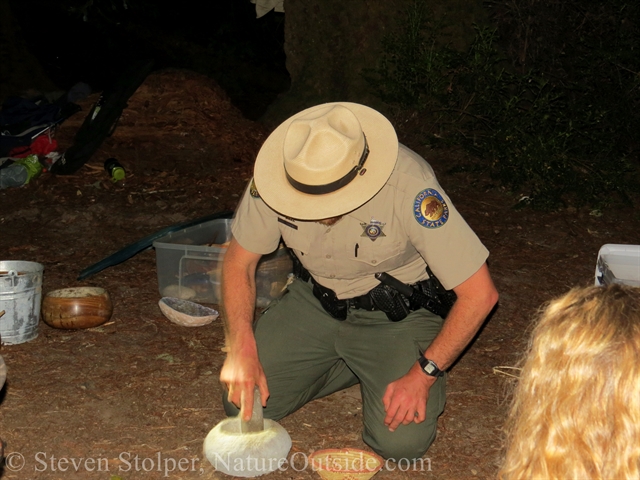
[64,0,146,22]
[367,0,640,209]
[366,2,458,110]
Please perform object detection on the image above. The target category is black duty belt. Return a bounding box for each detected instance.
[291,252,456,322]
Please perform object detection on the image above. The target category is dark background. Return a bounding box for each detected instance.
[3,0,639,207]
[8,0,289,120]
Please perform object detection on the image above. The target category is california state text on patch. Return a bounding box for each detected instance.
[414,188,449,228]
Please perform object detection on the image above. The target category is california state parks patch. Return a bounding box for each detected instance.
[414,188,449,228]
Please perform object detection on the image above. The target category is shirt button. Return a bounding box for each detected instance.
[371,260,377,264]
[326,254,331,259]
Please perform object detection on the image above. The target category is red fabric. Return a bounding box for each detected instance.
[9,134,58,158]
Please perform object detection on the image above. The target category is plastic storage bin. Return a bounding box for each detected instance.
[154,218,293,306]
[595,244,640,287]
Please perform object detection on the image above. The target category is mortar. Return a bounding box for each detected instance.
[203,388,291,477]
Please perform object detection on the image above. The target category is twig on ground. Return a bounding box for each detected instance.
[492,366,521,378]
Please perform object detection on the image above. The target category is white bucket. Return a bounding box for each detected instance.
[0,261,44,345]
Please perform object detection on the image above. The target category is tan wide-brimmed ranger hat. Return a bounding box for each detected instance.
[253,102,399,220]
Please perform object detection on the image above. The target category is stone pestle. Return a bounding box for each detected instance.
[241,387,264,433]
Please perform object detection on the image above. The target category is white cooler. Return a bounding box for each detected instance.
[595,244,640,287]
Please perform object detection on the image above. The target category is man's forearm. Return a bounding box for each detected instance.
[222,270,257,348]
[422,264,498,370]
[422,299,493,370]
[221,240,262,351]
[219,239,269,413]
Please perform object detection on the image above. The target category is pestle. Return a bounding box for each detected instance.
[203,386,291,477]
[241,386,264,433]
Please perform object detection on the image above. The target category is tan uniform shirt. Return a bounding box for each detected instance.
[232,144,489,299]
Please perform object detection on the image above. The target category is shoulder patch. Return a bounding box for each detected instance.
[249,178,260,198]
[413,188,449,228]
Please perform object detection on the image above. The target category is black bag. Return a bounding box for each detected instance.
[51,59,154,175]
[0,96,80,158]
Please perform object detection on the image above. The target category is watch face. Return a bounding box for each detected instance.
[425,363,437,375]
[419,357,441,377]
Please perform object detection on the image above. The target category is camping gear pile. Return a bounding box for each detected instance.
[0,59,154,188]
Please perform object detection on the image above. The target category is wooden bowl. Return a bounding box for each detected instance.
[41,287,113,329]
[158,297,218,327]
[309,449,384,480]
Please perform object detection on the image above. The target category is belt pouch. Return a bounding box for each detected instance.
[369,285,410,322]
[312,281,348,320]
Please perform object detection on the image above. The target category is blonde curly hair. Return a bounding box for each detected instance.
[498,284,640,480]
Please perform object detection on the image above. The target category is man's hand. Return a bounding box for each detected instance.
[382,362,435,432]
[219,344,269,420]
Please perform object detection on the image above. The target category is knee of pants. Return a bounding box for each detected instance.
[221,391,289,421]
[363,374,445,461]
[364,421,437,461]
[221,393,239,417]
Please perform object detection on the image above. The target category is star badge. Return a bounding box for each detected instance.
[361,219,386,241]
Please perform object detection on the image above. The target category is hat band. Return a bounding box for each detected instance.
[286,134,370,195]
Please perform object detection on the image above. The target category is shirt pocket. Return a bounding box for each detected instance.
[350,239,405,271]
[280,229,311,260]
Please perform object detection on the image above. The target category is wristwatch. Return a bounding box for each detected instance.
[418,356,444,378]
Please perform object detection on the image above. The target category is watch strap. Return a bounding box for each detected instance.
[418,356,444,377]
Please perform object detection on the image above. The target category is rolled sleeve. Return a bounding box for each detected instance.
[231,180,282,255]
[403,180,489,290]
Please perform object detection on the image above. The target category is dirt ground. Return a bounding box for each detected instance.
[0,69,638,480]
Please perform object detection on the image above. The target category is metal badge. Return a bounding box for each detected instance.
[360,218,386,241]
[414,188,449,228]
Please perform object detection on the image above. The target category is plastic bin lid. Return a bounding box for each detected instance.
[595,244,640,286]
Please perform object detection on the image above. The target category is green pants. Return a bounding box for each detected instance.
[223,278,446,461]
